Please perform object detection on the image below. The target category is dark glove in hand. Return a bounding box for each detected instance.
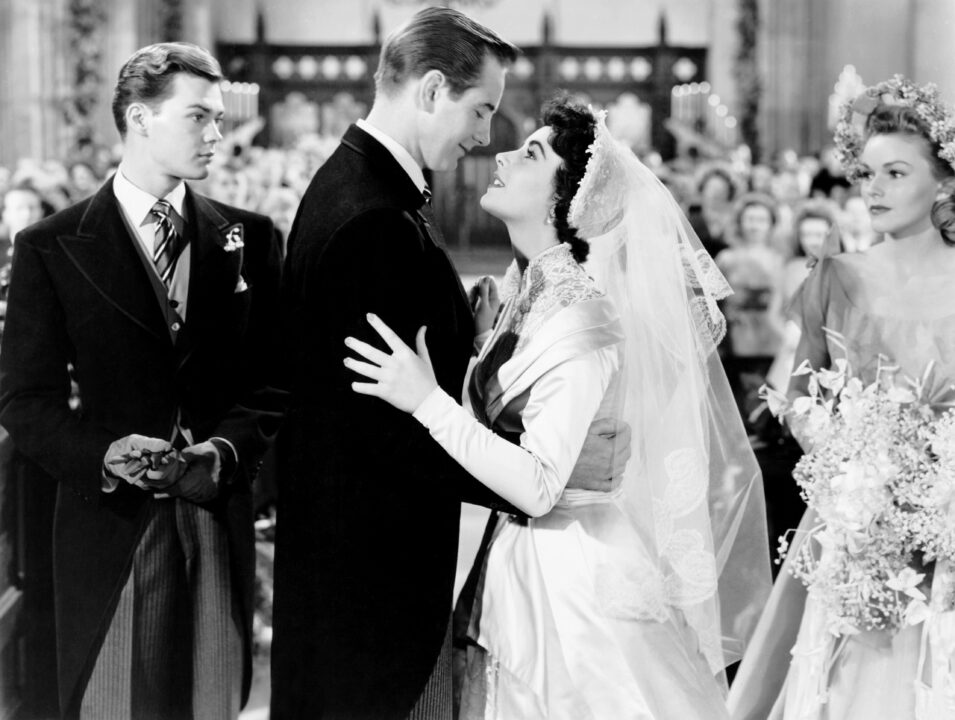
[165,442,220,503]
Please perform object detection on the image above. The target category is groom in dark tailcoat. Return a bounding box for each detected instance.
[0,43,284,719]
[271,7,625,720]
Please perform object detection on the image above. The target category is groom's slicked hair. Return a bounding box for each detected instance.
[112,42,223,137]
[374,7,518,98]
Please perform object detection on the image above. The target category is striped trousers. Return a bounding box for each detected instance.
[80,498,242,720]
[407,618,453,720]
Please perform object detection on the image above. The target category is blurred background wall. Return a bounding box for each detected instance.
[2,0,954,169]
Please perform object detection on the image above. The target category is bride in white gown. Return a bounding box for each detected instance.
[344,98,771,719]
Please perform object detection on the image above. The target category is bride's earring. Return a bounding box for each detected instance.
[545,206,556,225]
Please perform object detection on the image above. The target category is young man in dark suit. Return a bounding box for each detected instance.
[271,8,625,719]
[0,43,283,719]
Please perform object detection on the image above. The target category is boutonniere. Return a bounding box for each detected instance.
[221,223,245,252]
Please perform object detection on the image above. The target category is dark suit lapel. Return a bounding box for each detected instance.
[340,124,425,212]
[58,179,166,342]
[342,124,472,311]
[419,204,471,309]
[177,189,242,369]
[185,189,239,313]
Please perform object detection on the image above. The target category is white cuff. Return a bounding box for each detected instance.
[412,386,455,427]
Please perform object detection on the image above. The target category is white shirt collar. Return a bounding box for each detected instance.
[356,118,427,195]
[112,165,187,227]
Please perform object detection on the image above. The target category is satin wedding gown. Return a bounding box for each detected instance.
[412,244,731,719]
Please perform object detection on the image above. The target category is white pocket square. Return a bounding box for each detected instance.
[234,277,249,293]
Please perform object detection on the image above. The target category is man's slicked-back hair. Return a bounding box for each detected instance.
[112,42,223,137]
[374,7,519,98]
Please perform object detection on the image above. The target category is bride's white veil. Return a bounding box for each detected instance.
[578,111,772,682]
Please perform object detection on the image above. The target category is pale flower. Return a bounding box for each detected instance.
[903,599,931,626]
[758,384,789,418]
[828,616,862,638]
[828,495,876,531]
[827,459,892,530]
[870,452,898,485]
[929,422,955,463]
[791,396,815,416]
[920,479,955,510]
[829,459,877,494]
[837,394,864,428]
[886,567,927,600]
[843,529,871,555]
[814,528,838,553]
[861,379,882,399]
[818,360,848,394]
[792,359,814,377]
[841,377,864,400]
[887,385,917,404]
[835,378,868,426]
[805,404,833,439]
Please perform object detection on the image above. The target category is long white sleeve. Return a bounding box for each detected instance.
[412,346,619,517]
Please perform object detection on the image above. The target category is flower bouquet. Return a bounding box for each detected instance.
[760,340,955,637]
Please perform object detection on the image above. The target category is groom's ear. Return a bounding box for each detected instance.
[418,70,445,110]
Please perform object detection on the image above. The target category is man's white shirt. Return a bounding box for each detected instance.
[113,166,190,319]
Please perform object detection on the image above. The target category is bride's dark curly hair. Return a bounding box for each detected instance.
[542,95,597,263]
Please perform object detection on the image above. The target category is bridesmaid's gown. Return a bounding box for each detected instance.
[729,254,955,720]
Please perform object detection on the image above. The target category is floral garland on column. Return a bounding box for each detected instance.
[64,0,107,151]
[734,0,761,161]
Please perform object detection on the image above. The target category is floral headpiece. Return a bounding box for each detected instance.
[834,75,955,182]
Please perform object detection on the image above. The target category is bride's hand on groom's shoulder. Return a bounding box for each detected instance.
[344,313,439,414]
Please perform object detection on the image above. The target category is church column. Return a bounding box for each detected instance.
[708,0,738,122]
[182,0,215,50]
[804,0,833,152]
[0,0,71,167]
[78,0,140,154]
[758,0,814,158]
[913,0,955,99]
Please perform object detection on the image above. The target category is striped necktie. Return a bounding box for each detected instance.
[150,200,184,286]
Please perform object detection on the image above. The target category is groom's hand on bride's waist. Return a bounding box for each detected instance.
[566,418,631,492]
